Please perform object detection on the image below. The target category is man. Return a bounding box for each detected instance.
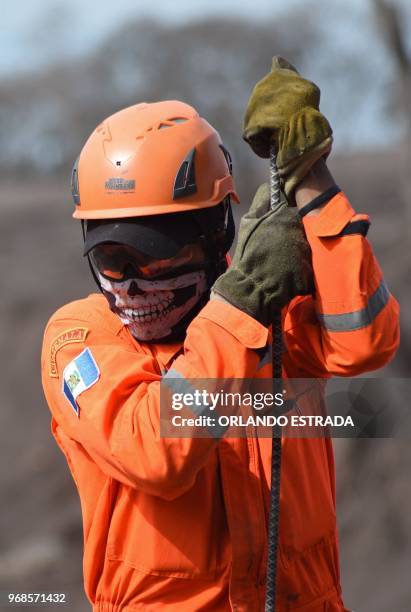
[41,58,399,611]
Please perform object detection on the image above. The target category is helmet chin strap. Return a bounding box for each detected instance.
[82,220,104,294]
[188,197,234,283]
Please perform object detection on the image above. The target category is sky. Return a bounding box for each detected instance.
[1,0,369,76]
[2,0,410,151]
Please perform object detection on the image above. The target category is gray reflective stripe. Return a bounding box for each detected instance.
[257,347,272,370]
[257,338,287,371]
[163,369,203,416]
[162,369,228,439]
[317,280,390,332]
[162,368,202,416]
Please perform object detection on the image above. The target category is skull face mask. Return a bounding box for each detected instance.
[88,240,211,341]
[98,270,208,341]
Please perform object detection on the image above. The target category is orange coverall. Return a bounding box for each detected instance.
[41,192,399,611]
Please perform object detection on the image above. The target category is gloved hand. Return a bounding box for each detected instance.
[212,183,314,326]
[243,56,333,202]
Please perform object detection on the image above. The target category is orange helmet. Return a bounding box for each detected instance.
[71,100,239,219]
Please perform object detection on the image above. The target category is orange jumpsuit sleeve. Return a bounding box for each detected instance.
[41,301,268,500]
[285,191,400,376]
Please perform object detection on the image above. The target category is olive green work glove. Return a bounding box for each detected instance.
[243,56,333,202]
[212,183,314,327]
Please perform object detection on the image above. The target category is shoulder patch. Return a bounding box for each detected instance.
[62,347,100,417]
[49,327,89,378]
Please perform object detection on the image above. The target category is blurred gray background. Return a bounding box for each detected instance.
[1,0,410,610]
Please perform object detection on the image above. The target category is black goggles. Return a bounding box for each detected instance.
[89,242,208,281]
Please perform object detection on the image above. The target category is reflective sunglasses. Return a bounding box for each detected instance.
[89,242,208,281]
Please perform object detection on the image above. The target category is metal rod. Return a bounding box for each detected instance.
[269,146,281,211]
[265,146,283,612]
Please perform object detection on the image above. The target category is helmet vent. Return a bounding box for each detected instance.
[219,145,233,175]
[71,157,80,205]
[159,117,188,130]
[173,148,197,200]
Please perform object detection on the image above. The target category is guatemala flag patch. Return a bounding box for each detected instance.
[62,347,100,417]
